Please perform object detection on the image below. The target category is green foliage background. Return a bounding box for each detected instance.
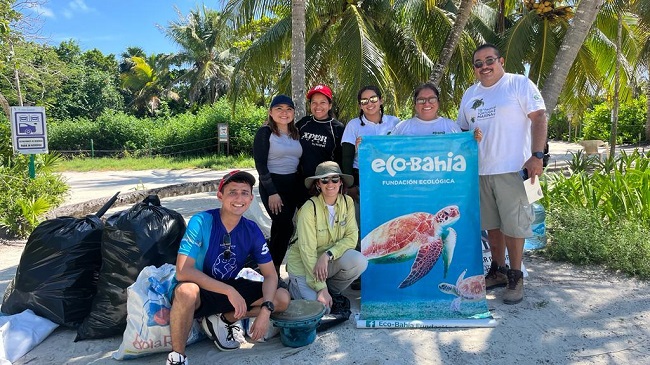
[582,97,647,144]
[48,99,267,156]
[0,116,68,238]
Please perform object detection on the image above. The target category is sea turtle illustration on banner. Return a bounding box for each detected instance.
[438,269,486,311]
[361,206,460,288]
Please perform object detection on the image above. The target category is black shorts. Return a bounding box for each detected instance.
[193,279,263,319]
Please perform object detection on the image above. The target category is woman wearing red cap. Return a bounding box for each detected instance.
[253,95,302,274]
[295,84,345,207]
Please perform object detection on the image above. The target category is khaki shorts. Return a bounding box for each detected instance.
[479,173,534,238]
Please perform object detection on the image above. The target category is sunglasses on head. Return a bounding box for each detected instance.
[359,95,379,106]
[415,96,438,105]
[223,233,232,259]
[473,57,499,69]
[320,176,341,184]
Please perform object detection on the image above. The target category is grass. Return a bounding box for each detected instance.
[52,153,255,172]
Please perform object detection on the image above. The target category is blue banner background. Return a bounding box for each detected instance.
[358,133,488,321]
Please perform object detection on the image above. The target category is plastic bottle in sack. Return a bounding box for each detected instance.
[524,202,546,250]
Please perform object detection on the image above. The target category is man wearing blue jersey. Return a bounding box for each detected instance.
[167,171,290,365]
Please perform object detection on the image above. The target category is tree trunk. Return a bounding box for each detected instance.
[609,13,622,157]
[646,62,650,141]
[0,92,9,119]
[541,0,605,116]
[429,0,474,86]
[291,0,306,119]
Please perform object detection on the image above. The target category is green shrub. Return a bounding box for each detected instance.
[48,98,267,157]
[544,149,650,278]
[548,108,571,140]
[582,97,647,143]
[0,118,69,238]
[48,117,99,151]
[545,204,650,279]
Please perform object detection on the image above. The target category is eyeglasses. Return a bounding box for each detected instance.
[222,233,232,259]
[320,176,340,184]
[415,97,438,105]
[473,57,499,69]
[359,95,379,106]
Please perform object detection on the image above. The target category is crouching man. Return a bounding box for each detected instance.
[167,170,290,365]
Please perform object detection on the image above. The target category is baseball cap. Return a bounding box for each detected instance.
[306,84,333,101]
[270,94,295,109]
[218,170,256,192]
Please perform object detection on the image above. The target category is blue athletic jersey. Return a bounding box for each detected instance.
[178,209,271,280]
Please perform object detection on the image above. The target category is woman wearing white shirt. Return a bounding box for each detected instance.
[391,82,462,136]
[341,85,400,200]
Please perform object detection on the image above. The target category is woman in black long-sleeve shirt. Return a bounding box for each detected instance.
[295,84,345,207]
[253,95,302,273]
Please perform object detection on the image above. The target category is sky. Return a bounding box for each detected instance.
[20,0,221,57]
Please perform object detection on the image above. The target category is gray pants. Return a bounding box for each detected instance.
[288,249,367,300]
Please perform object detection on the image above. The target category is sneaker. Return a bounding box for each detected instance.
[503,269,524,305]
[202,314,242,351]
[241,317,280,342]
[330,293,352,319]
[166,351,188,365]
[485,262,509,289]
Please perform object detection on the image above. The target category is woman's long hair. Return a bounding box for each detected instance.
[357,85,384,125]
[267,112,299,139]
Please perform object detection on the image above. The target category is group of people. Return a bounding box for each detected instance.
[165,43,548,365]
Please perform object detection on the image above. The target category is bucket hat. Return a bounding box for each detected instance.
[304,161,353,189]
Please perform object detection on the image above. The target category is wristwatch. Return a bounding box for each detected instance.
[261,300,275,313]
[326,250,334,261]
[532,151,544,159]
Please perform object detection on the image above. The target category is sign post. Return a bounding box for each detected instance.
[217,123,229,155]
[9,106,48,179]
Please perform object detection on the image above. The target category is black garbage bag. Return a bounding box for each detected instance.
[1,193,120,327]
[75,195,186,341]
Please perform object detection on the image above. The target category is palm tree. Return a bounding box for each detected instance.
[628,0,650,140]
[429,0,475,86]
[119,55,164,116]
[226,0,477,120]
[540,0,606,115]
[164,6,237,106]
[291,0,306,119]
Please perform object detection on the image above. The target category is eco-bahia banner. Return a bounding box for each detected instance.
[356,133,495,328]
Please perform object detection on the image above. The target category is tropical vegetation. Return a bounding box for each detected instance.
[0,0,649,280]
[543,150,650,278]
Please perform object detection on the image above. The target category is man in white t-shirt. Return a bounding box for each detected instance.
[458,44,547,305]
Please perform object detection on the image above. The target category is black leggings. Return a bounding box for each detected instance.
[259,173,300,268]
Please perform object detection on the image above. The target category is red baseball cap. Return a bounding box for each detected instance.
[218,170,256,192]
[306,84,333,101]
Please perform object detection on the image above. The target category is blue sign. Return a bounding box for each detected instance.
[356,133,494,327]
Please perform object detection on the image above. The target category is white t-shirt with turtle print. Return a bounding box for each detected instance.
[457,72,546,176]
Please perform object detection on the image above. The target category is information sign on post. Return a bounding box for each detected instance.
[217,123,229,155]
[10,106,48,154]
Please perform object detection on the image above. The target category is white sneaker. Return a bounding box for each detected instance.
[214,314,242,351]
[166,351,188,365]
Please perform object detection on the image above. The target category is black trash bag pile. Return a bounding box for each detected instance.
[1,194,119,327]
[75,195,186,341]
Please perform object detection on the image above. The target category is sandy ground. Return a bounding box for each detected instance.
[2,141,650,364]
